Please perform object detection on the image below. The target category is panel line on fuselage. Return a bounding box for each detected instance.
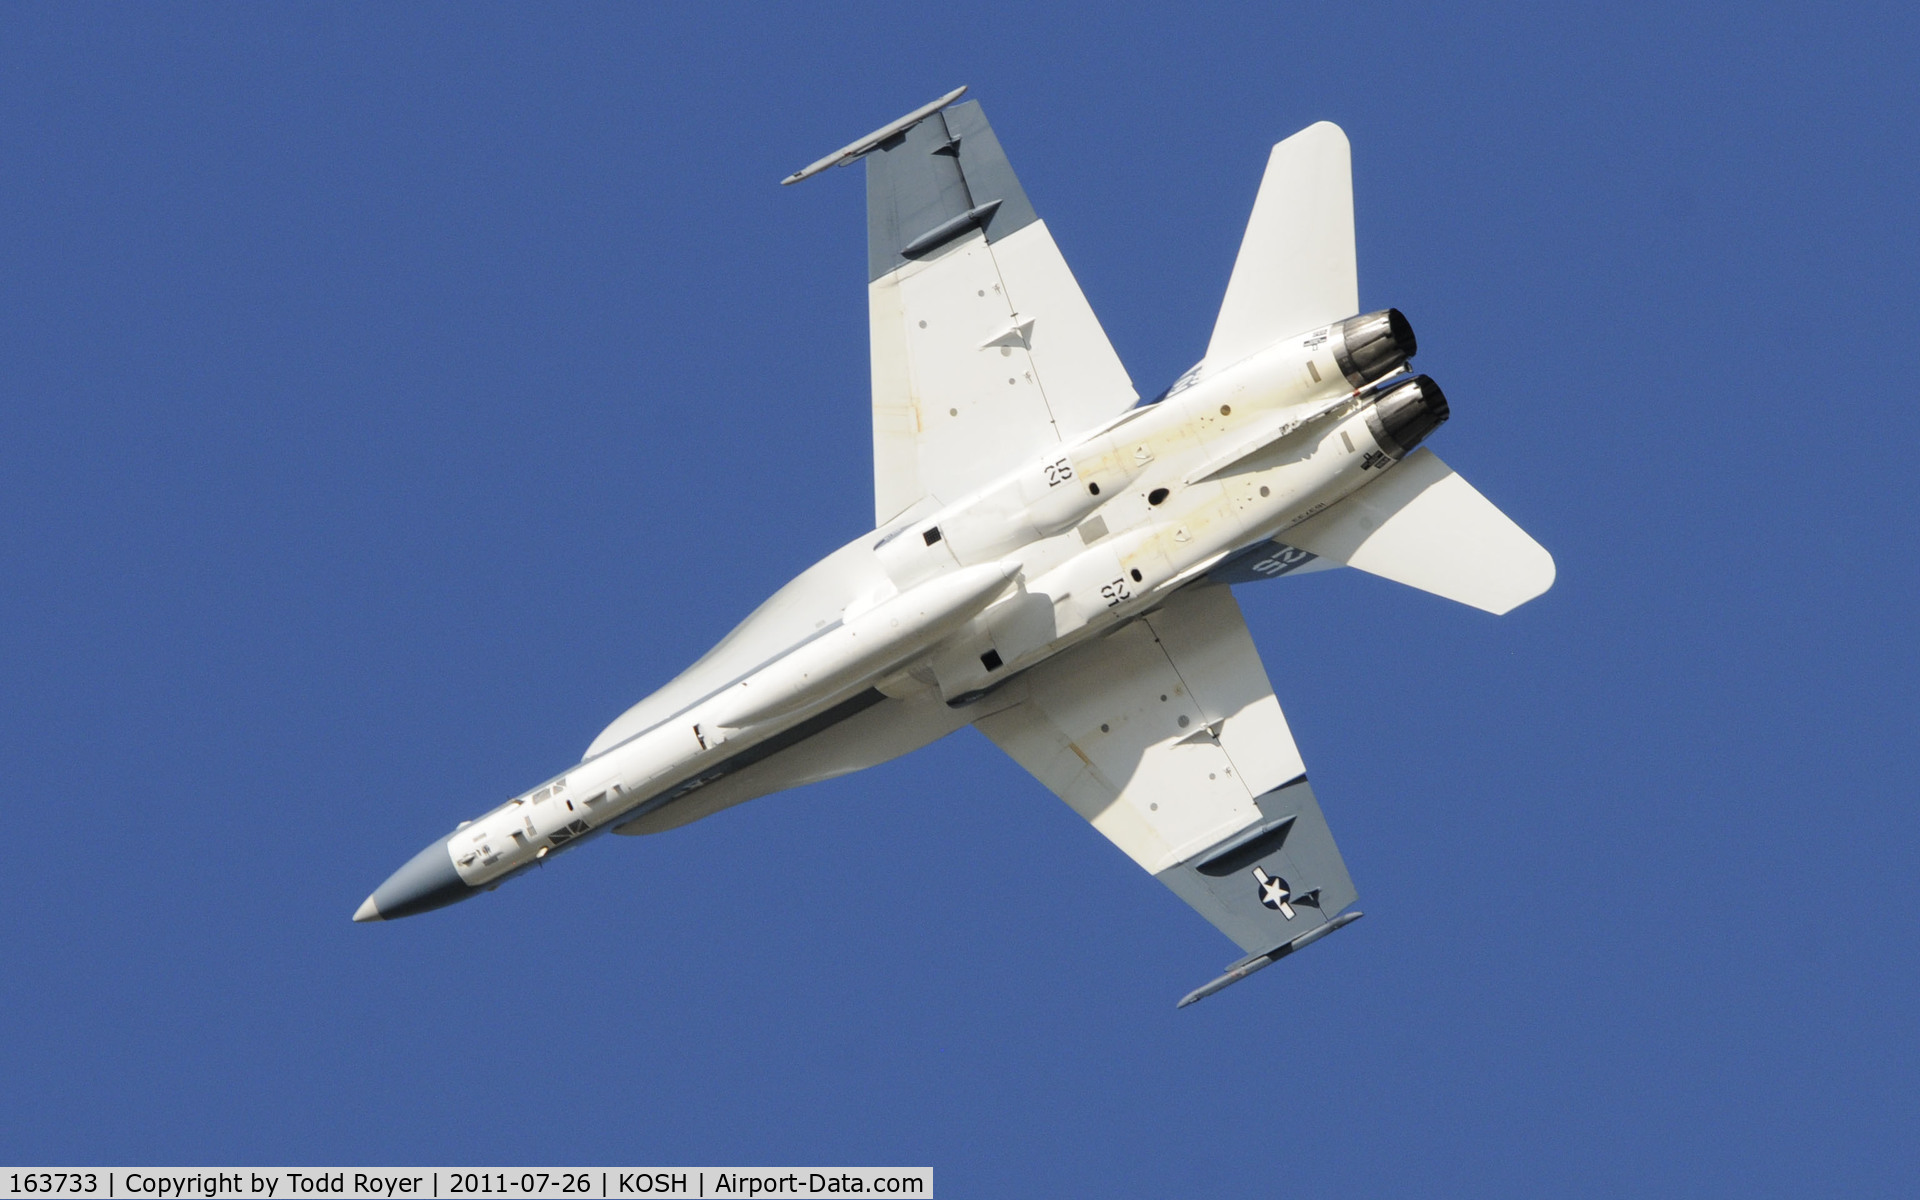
[609,687,891,830]
[486,685,894,893]
[582,614,854,768]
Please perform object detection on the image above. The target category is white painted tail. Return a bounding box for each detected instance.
[1282,449,1555,615]
[1204,122,1360,375]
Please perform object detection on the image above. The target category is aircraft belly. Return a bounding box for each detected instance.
[611,685,1005,836]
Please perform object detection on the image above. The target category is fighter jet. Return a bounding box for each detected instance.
[355,88,1554,1006]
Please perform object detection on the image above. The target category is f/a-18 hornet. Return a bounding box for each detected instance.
[355,88,1554,1006]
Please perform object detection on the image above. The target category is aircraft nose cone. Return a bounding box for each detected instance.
[353,832,472,922]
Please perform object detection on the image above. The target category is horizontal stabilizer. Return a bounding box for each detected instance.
[1204,122,1358,375]
[1283,448,1555,614]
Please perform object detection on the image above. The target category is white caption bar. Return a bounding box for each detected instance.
[0,1171,932,1200]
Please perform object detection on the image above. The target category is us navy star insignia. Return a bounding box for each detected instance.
[1252,865,1295,918]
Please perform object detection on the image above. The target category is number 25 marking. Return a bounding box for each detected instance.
[1043,457,1074,487]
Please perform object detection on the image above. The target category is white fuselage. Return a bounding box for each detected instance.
[443,321,1407,891]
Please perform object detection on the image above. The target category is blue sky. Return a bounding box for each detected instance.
[1,3,1914,1194]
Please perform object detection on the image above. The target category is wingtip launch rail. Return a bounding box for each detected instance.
[780,85,969,185]
[1178,911,1366,1008]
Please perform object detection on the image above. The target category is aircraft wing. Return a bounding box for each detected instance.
[974,582,1361,1001]
[861,98,1138,526]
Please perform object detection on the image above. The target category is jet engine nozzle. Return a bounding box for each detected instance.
[1331,308,1417,387]
[1366,374,1449,458]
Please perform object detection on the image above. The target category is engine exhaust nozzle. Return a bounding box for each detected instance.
[1366,374,1449,459]
[1331,308,1417,387]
